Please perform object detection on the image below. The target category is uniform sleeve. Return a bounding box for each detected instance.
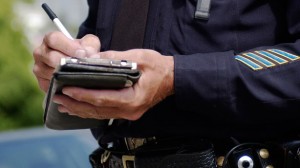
[173,1,300,126]
[77,0,99,38]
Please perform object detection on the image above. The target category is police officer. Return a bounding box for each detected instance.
[33,0,300,167]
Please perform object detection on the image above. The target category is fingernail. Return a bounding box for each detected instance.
[53,97,62,104]
[62,89,72,97]
[74,49,86,58]
[58,106,69,113]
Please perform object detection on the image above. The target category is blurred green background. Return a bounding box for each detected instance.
[0,0,88,131]
[0,0,44,131]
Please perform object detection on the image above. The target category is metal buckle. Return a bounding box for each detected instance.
[122,155,135,168]
[100,150,111,164]
[124,137,145,150]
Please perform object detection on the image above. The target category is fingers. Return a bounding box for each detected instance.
[61,87,136,108]
[34,34,73,68]
[53,95,120,119]
[41,49,67,68]
[80,34,101,56]
[44,31,82,56]
[100,50,133,60]
[55,87,146,120]
[43,32,101,59]
[37,78,51,93]
[39,33,101,66]
[33,32,102,94]
[99,49,158,66]
[32,62,54,80]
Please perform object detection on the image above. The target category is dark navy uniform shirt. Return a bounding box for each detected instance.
[78,0,300,141]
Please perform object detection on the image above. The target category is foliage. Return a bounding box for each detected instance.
[0,0,44,131]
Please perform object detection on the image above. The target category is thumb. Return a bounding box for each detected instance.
[99,50,125,60]
[79,34,101,56]
[100,50,140,60]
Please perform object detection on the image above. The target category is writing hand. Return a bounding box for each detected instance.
[32,32,100,92]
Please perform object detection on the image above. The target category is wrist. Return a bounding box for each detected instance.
[164,56,175,96]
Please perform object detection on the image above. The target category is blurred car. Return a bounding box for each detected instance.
[0,127,98,168]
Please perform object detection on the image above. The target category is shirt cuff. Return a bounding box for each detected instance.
[173,51,234,111]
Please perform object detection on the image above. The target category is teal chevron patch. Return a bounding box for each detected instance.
[235,55,263,70]
[235,49,299,71]
[255,51,287,64]
[268,49,300,61]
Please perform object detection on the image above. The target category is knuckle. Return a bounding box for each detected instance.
[94,99,104,106]
[91,99,102,106]
[32,64,39,75]
[94,96,112,106]
[33,48,41,60]
[39,79,50,93]
[129,100,141,110]
[133,49,143,58]
[124,103,145,121]
[95,111,107,120]
[100,51,118,59]
[33,63,53,79]
[44,32,59,47]
[127,111,143,121]
[85,34,98,41]
[47,51,62,67]
[72,92,84,101]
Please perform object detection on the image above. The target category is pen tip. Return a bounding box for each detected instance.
[42,3,57,20]
[41,3,48,10]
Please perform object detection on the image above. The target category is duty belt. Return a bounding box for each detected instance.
[89,137,300,168]
[90,137,217,168]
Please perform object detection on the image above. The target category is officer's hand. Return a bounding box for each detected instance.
[53,49,174,120]
[32,32,100,92]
